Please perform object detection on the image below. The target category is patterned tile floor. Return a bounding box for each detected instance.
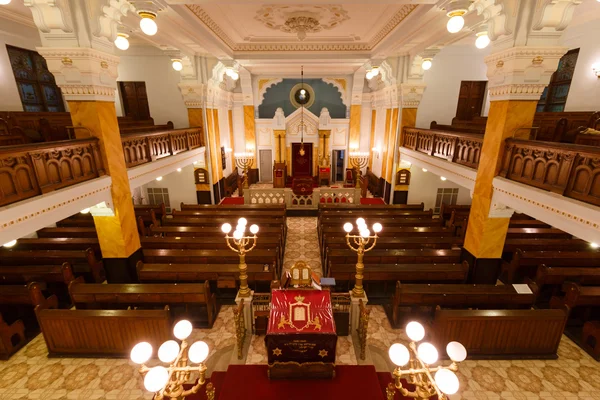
[1,217,599,399]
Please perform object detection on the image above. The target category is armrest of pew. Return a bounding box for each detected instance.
[136,216,147,237]
[61,262,77,285]
[203,281,217,328]
[28,282,59,310]
[0,313,26,360]
[501,248,524,284]
[151,209,160,227]
[84,248,105,283]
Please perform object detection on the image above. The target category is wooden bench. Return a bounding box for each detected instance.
[180,203,286,211]
[502,249,600,283]
[550,282,600,311]
[389,281,539,328]
[68,281,217,328]
[0,263,76,306]
[136,261,276,293]
[37,227,98,238]
[0,248,105,283]
[35,306,171,357]
[530,264,600,304]
[505,228,572,239]
[318,203,424,212]
[431,308,568,359]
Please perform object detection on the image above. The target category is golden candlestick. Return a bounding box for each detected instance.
[234,152,254,189]
[222,218,259,298]
[349,151,369,189]
[343,218,382,298]
[131,320,212,399]
[388,321,466,399]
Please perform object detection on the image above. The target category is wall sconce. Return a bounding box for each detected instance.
[171,59,183,71]
[156,176,163,182]
[366,66,380,80]
[371,147,380,159]
[225,68,239,81]
[593,63,600,78]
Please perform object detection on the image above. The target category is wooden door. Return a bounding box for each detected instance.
[119,81,151,120]
[259,149,273,182]
[455,81,487,121]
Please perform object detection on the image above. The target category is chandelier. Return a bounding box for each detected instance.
[130,320,212,399]
[299,66,306,156]
[387,321,466,399]
[285,16,320,41]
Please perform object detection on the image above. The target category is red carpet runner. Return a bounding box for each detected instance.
[213,365,386,400]
[219,197,245,205]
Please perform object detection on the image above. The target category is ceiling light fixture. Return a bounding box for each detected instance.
[0,0,11,5]
[225,68,239,81]
[366,66,380,80]
[156,176,163,181]
[421,58,433,70]
[171,58,183,71]
[422,168,428,172]
[2,239,17,248]
[445,2,468,33]
[139,11,158,36]
[475,31,490,49]
[114,33,130,50]
[440,176,447,181]
[177,168,182,172]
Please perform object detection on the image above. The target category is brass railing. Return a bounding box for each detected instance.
[121,127,204,168]
[500,138,600,207]
[357,298,370,361]
[402,127,483,169]
[233,298,246,360]
[0,138,105,207]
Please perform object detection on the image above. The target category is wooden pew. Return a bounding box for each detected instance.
[0,248,105,283]
[533,264,600,291]
[505,228,572,239]
[431,308,568,359]
[0,282,58,359]
[388,281,539,328]
[35,306,171,357]
[149,225,285,242]
[327,261,470,295]
[136,261,276,293]
[68,281,217,328]
[550,282,600,311]
[318,203,424,212]
[37,227,98,238]
[162,216,285,228]
[180,203,286,212]
[502,249,600,283]
[0,263,76,306]
[503,238,590,253]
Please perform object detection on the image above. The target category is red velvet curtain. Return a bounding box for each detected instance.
[291,142,313,177]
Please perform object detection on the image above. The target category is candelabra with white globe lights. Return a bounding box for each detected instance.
[387,321,466,399]
[343,218,382,298]
[222,218,259,298]
[131,320,212,399]
[234,152,254,189]
[348,151,369,189]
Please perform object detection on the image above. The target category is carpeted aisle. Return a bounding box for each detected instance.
[215,365,385,400]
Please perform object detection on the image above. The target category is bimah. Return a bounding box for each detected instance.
[265,289,337,379]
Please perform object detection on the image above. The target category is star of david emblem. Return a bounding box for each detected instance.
[318,349,328,358]
[273,348,282,356]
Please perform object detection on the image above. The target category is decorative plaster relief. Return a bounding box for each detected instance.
[24,0,74,33]
[322,78,348,107]
[257,78,283,106]
[258,127,273,146]
[254,5,350,37]
[332,128,347,146]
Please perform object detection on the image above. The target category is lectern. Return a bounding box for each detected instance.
[273,162,287,188]
[266,289,337,379]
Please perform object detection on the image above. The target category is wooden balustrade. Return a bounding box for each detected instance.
[402,128,483,169]
[0,139,105,207]
[500,139,600,206]
[121,127,204,168]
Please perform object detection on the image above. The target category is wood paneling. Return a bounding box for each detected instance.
[455,81,487,121]
[119,82,151,120]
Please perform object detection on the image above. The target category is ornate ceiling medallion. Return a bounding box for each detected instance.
[255,5,350,41]
[290,83,315,109]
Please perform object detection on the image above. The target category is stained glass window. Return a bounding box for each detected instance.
[537,49,579,113]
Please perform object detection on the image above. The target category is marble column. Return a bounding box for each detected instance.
[380,109,393,185]
[243,105,256,164]
[462,46,567,282]
[273,130,286,163]
[348,105,362,149]
[368,110,377,170]
[38,47,141,283]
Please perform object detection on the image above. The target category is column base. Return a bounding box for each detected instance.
[102,247,143,283]
[235,290,254,335]
[460,248,502,284]
[349,292,368,334]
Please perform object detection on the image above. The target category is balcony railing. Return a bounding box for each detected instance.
[402,127,483,169]
[500,139,600,207]
[121,127,204,168]
[0,138,105,207]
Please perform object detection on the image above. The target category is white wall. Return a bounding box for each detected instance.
[562,0,600,111]
[370,107,387,176]
[116,52,189,129]
[407,167,472,211]
[0,21,41,111]
[139,164,197,210]
[416,43,490,129]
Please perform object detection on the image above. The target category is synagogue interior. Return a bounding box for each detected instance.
[0,0,600,399]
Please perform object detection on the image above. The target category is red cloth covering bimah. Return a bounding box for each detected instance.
[265,290,337,366]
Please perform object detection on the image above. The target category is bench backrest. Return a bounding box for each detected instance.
[136,262,276,283]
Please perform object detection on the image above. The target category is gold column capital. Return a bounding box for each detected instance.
[273,129,286,138]
[318,129,331,138]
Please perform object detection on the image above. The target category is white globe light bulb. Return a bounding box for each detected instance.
[360,229,371,238]
[176,168,182,172]
[0,0,12,5]
[371,67,380,76]
[130,342,153,364]
[230,71,239,80]
[144,366,169,392]
[417,342,438,364]
[388,343,410,366]
[156,176,163,181]
[356,218,365,228]
[114,34,129,51]
[221,223,232,234]
[447,15,465,33]
[173,320,192,340]
[172,60,183,71]
[233,230,243,240]
[475,33,491,49]
[591,242,599,249]
[238,217,247,226]
[435,369,460,395]
[372,223,382,233]
[80,208,91,214]
[158,340,180,363]
[343,223,353,233]
[140,17,158,36]
[2,239,17,248]
[406,321,425,342]
[440,176,447,181]
[446,341,467,362]
[250,224,259,234]
[421,59,432,70]
[366,71,373,80]
[188,340,210,363]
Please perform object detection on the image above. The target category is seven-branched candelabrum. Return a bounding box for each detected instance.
[387,321,466,399]
[222,218,259,298]
[343,218,382,298]
[234,152,254,189]
[348,151,369,189]
[131,320,214,400]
